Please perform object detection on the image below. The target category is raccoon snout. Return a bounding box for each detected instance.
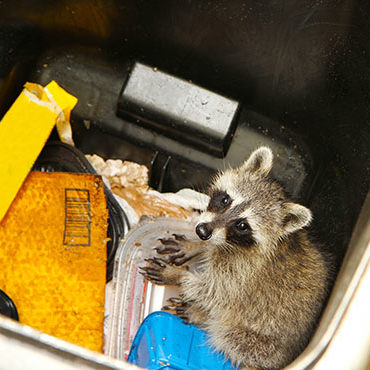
[196,223,212,240]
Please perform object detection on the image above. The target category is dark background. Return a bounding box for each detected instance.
[0,0,369,267]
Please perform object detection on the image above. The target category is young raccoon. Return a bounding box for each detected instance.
[141,147,333,370]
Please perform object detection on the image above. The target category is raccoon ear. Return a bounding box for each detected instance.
[282,203,312,235]
[242,147,273,177]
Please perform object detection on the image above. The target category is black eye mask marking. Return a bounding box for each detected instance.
[226,218,255,248]
[207,200,251,229]
[207,190,232,213]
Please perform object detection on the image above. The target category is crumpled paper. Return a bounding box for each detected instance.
[86,154,209,226]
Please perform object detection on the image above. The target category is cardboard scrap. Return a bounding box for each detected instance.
[0,172,108,352]
[0,81,78,223]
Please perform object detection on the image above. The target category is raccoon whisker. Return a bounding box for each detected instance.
[219,241,236,255]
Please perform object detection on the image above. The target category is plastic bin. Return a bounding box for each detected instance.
[127,311,236,370]
[106,218,200,360]
[0,1,369,369]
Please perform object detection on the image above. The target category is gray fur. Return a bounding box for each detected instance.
[142,147,333,370]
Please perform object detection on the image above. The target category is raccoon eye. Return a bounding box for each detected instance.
[235,220,250,232]
[221,196,231,206]
[207,191,232,212]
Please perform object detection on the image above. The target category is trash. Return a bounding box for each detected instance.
[105,217,199,359]
[86,153,209,356]
[147,188,209,212]
[0,81,77,223]
[86,154,198,221]
[112,186,193,219]
[0,3,368,369]
[0,290,19,321]
[86,154,149,189]
[127,311,237,370]
[117,62,239,157]
[0,171,108,352]
[34,141,130,281]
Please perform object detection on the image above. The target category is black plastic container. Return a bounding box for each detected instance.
[33,141,129,281]
[0,290,19,321]
[0,1,369,368]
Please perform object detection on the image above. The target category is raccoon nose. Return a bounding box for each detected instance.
[196,223,212,240]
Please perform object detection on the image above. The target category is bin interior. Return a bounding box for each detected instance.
[0,0,369,358]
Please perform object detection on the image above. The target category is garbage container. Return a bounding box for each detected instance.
[0,1,369,369]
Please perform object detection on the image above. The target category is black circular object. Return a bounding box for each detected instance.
[0,290,19,321]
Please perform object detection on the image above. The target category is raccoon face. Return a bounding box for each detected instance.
[196,147,312,254]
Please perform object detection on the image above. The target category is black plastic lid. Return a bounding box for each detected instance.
[0,290,19,321]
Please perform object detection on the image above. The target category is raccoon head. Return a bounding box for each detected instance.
[196,147,312,255]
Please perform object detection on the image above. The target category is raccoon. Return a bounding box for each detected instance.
[141,147,333,370]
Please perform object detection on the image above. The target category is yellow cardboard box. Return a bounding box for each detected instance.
[0,81,77,222]
[0,171,108,352]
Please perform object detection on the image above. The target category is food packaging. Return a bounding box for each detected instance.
[0,81,77,222]
[105,217,200,359]
[0,171,108,352]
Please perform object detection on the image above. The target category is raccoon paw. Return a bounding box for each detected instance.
[139,257,184,286]
[154,234,203,266]
[162,296,189,320]
[155,235,182,254]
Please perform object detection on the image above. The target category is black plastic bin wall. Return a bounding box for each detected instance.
[0,1,369,369]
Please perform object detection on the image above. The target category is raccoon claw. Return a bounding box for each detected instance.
[154,235,187,255]
[167,296,186,304]
[140,258,183,286]
[154,236,181,256]
[154,244,181,254]
[154,234,201,266]
[164,296,188,309]
[169,253,193,266]
[144,257,167,267]
[162,296,189,320]
[157,237,179,246]
[139,258,168,285]
[139,266,161,277]
[172,233,187,241]
[154,235,192,266]
[153,251,191,266]
[138,270,165,285]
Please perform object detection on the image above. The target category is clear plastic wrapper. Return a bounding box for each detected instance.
[105,217,199,360]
